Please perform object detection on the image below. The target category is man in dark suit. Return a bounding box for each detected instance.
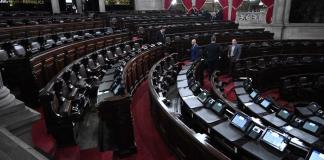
[190,39,201,62]
[155,27,166,44]
[205,36,221,77]
[228,39,241,74]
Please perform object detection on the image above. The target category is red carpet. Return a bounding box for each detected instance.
[126,80,176,160]
[32,80,175,160]
[202,71,212,92]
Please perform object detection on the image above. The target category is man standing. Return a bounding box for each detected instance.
[205,36,221,77]
[156,26,166,44]
[228,39,241,74]
[190,39,200,62]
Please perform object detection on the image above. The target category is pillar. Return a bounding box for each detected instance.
[268,0,287,39]
[51,0,60,13]
[135,0,163,10]
[98,0,106,12]
[75,0,83,14]
[228,0,232,21]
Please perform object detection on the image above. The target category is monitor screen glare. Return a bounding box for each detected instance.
[212,101,224,114]
[261,99,271,108]
[309,149,324,160]
[278,109,289,120]
[262,129,287,152]
[250,91,257,99]
[231,114,249,131]
[303,121,319,134]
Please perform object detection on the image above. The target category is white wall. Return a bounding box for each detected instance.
[135,0,163,10]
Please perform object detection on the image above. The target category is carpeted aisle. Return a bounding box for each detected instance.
[124,80,176,160]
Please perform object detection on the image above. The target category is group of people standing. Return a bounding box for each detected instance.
[155,27,241,77]
[191,36,241,77]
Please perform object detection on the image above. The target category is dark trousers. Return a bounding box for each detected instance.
[207,60,218,78]
[228,57,236,75]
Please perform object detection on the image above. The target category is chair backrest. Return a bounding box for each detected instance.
[124,45,132,52]
[97,54,106,66]
[0,49,8,61]
[115,47,123,55]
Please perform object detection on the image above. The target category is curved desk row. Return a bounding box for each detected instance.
[174,59,319,159]
[40,40,164,149]
[148,55,231,160]
[233,54,324,90]
[0,32,130,107]
[0,20,106,42]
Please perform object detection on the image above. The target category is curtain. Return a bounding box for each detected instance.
[218,0,228,21]
[231,0,243,21]
[181,0,207,12]
[164,0,172,10]
[261,0,274,24]
[181,0,192,11]
[195,0,207,11]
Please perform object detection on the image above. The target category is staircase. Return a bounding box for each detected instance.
[0,73,45,159]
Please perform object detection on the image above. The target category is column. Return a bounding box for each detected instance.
[98,0,106,12]
[75,0,83,14]
[268,0,287,39]
[135,0,163,10]
[228,0,232,21]
[51,0,60,13]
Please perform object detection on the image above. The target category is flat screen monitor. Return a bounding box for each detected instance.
[211,99,225,115]
[249,90,258,99]
[307,148,324,160]
[231,113,251,132]
[197,90,209,103]
[277,109,290,121]
[260,99,271,109]
[302,121,320,134]
[261,128,288,152]
[190,82,200,93]
[205,98,215,108]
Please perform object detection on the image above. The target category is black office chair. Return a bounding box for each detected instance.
[301,56,312,64]
[270,57,280,67]
[314,75,324,91]
[257,58,266,69]
[0,49,8,61]
[286,56,296,65]
[280,78,296,101]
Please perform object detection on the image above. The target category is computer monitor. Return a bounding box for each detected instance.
[211,99,226,115]
[205,98,215,108]
[306,148,324,160]
[190,82,201,95]
[13,44,26,57]
[261,128,288,152]
[302,120,320,134]
[231,113,251,132]
[277,109,291,121]
[260,99,271,109]
[249,90,258,99]
[197,90,209,103]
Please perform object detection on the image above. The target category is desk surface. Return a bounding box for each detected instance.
[177,80,188,88]
[238,94,252,103]
[212,121,245,142]
[263,113,287,128]
[244,102,267,115]
[235,87,247,95]
[178,87,194,97]
[194,108,222,124]
[282,126,318,145]
[242,141,285,160]
[182,96,204,109]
